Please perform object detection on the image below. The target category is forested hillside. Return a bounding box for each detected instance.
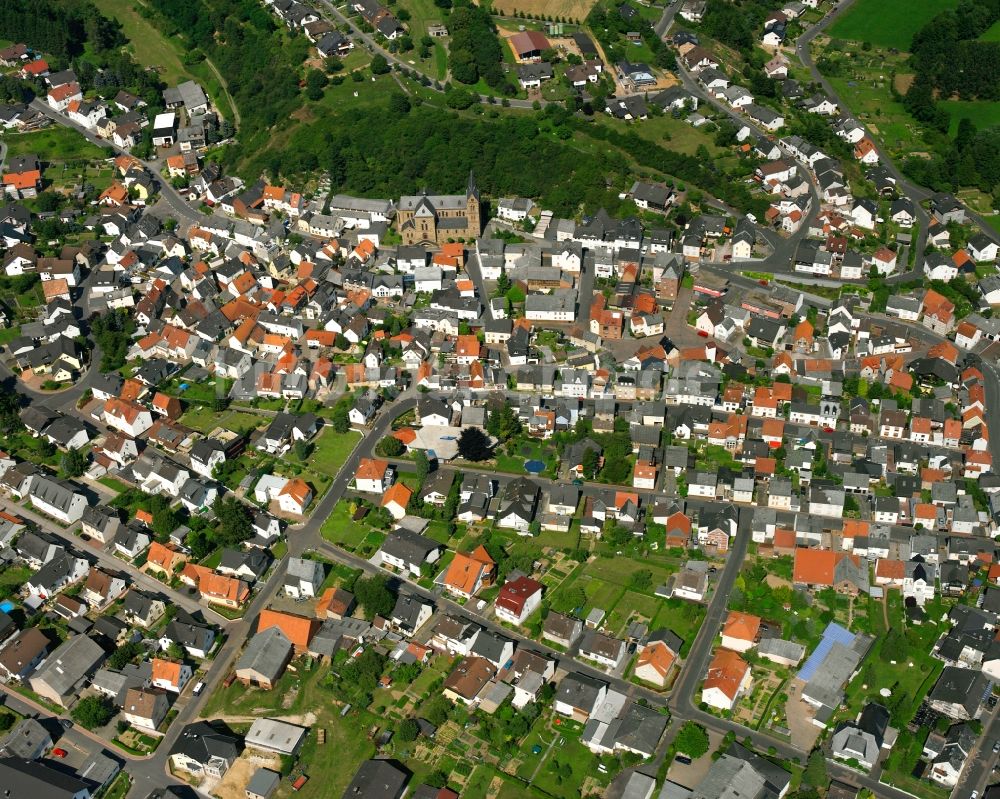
[900,0,1000,195]
[245,97,770,220]
[908,0,1000,103]
[0,0,123,63]
[146,0,308,148]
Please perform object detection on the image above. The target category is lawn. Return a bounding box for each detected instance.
[529,728,611,798]
[549,571,624,618]
[651,599,706,656]
[603,590,662,636]
[179,407,264,436]
[0,326,20,346]
[162,374,234,405]
[3,127,108,162]
[494,439,559,478]
[827,0,958,49]
[839,591,944,727]
[291,428,360,477]
[0,564,31,603]
[596,109,729,160]
[320,500,376,550]
[292,710,377,799]
[398,0,448,37]
[98,477,132,495]
[584,556,674,590]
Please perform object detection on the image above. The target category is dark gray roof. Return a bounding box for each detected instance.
[380,530,440,567]
[0,757,91,799]
[170,721,240,765]
[236,626,292,682]
[342,759,409,799]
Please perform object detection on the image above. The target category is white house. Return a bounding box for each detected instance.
[494,577,543,626]
[27,476,88,524]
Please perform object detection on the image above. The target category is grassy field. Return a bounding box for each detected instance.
[398,0,448,38]
[320,500,380,550]
[596,110,727,159]
[178,407,264,435]
[90,0,191,84]
[827,0,958,49]
[291,709,377,799]
[3,127,108,161]
[825,70,929,153]
[291,428,360,477]
[942,99,1000,136]
[89,0,238,123]
[980,19,1000,41]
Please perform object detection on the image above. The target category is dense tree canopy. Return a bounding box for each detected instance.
[149,0,308,146]
[0,0,123,62]
[458,427,492,461]
[909,0,1000,101]
[354,575,396,619]
[447,2,507,91]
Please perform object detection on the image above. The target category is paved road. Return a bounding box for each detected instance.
[668,53,818,272]
[953,700,1000,799]
[575,256,596,326]
[2,500,207,617]
[28,99,209,231]
[312,0,537,109]
[794,0,999,246]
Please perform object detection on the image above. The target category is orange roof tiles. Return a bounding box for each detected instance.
[41,278,70,301]
[48,82,81,102]
[875,559,905,580]
[356,458,389,481]
[793,548,860,586]
[722,611,761,643]
[146,541,185,571]
[443,546,495,595]
[151,658,184,686]
[279,478,312,507]
[704,648,749,701]
[3,170,41,190]
[636,640,676,680]
[928,340,959,364]
[381,482,412,509]
[257,609,319,650]
[841,520,869,541]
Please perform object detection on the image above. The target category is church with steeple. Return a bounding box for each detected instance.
[396,171,482,246]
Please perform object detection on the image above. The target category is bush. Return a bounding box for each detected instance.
[72,696,115,730]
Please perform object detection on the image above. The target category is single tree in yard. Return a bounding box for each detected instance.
[354,575,396,620]
[457,427,492,461]
[674,721,710,758]
[804,747,829,790]
[376,435,405,458]
[61,448,86,478]
[413,449,430,480]
[397,718,420,742]
[72,695,115,730]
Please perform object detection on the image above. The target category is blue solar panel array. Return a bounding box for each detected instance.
[797,622,856,682]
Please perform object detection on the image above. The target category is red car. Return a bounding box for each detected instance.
[697,330,709,338]
[52,748,68,758]
[758,279,769,286]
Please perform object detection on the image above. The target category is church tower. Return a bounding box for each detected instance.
[466,169,482,237]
